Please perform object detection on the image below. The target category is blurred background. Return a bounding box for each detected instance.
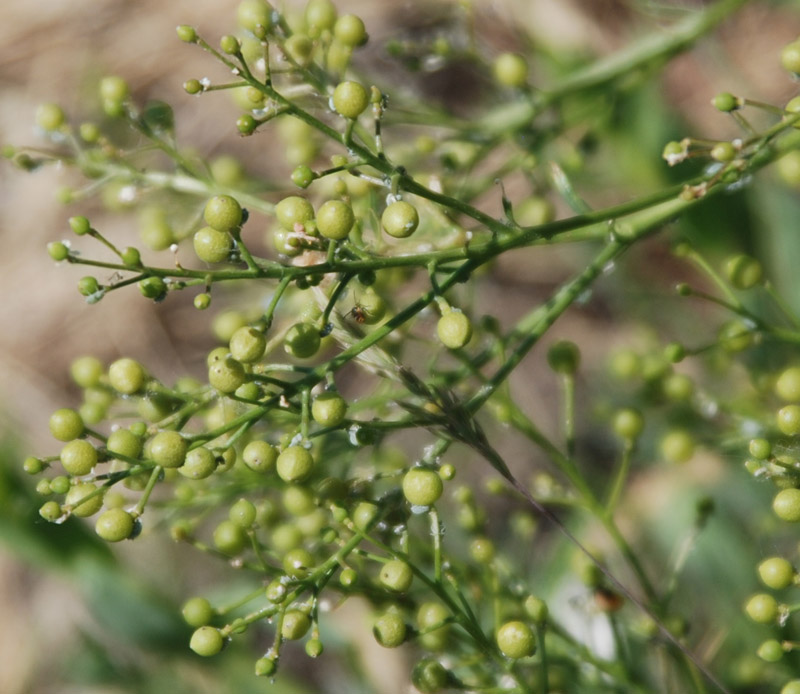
[1,1,800,692]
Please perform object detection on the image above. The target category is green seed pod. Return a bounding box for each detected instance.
[381,200,419,238]
[107,428,144,460]
[496,620,536,658]
[65,482,103,517]
[316,200,355,240]
[276,196,314,231]
[373,612,406,648]
[773,488,800,522]
[283,547,315,578]
[402,467,443,506]
[237,0,273,35]
[193,227,233,264]
[725,254,762,289]
[311,392,348,427]
[332,81,369,119]
[284,322,321,359]
[333,14,368,47]
[229,326,266,363]
[179,446,217,479]
[243,440,278,472]
[757,639,784,663]
[782,41,800,74]
[212,519,247,554]
[95,508,135,542]
[493,53,528,88]
[777,405,800,436]
[711,92,738,112]
[379,559,413,593]
[744,593,780,623]
[189,626,224,656]
[47,241,69,261]
[49,408,85,442]
[281,609,311,640]
[547,340,580,374]
[437,311,472,349]
[411,658,448,694]
[108,358,146,394]
[36,103,66,131]
[182,597,213,627]
[306,0,337,31]
[659,430,695,464]
[39,501,62,522]
[149,431,188,468]
[60,439,98,476]
[276,446,315,483]
[612,408,644,441]
[776,367,800,402]
[208,357,246,393]
[757,557,795,590]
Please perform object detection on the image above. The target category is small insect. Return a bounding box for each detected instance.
[348,304,367,324]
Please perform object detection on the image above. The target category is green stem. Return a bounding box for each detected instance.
[133,465,163,516]
[605,441,634,516]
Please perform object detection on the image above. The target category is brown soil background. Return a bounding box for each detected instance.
[0,1,798,692]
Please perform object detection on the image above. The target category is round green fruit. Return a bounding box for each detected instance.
[229,326,266,363]
[411,658,448,694]
[149,431,188,468]
[212,519,247,555]
[95,508,135,542]
[379,559,413,592]
[189,626,224,656]
[193,227,232,263]
[373,612,406,648]
[547,340,580,374]
[744,593,779,623]
[777,405,800,435]
[437,311,472,349]
[281,609,311,640]
[773,488,800,522]
[49,408,85,442]
[496,620,536,658]
[60,439,98,476]
[283,547,314,578]
[311,392,348,427]
[242,440,278,472]
[493,53,528,87]
[316,200,354,240]
[203,195,242,232]
[332,81,369,119]
[402,467,443,506]
[275,196,314,231]
[107,428,144,460]
[182,597,213,627]
[333,14,368,47]
[782,41,800,74]
[284,322,321,359]
[725,254,762,290]
[108,358,146,395]
[65,482,103,517]
[179,446,217,479]
[758,557,795,590]
[776,367,800,402]
[237,0,273,34]
[613,408,644,441]
[381,200,419,238]
[276,446,315,483]
[208,357,246,393]
[757,639,784,663]
[659,430,695,464]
